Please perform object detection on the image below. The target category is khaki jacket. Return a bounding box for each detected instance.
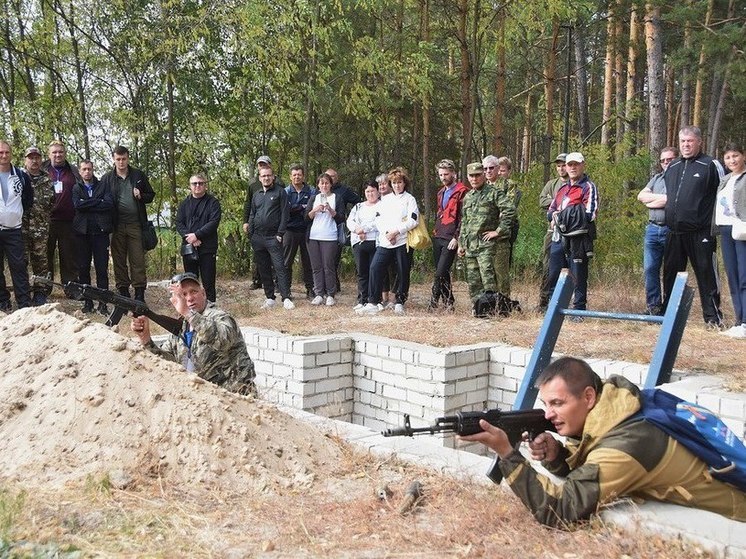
[499,376,746,527]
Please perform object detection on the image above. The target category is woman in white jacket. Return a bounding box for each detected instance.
[357,167,419,315]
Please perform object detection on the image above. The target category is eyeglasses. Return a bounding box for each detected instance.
[484,166,496,170]
[190,181,206,186]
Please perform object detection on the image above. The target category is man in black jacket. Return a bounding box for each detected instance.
[244,164,294,309]
[99,145,155,302]
[72,160,114,314]
[175,173,222,302]
[662,125,724,328]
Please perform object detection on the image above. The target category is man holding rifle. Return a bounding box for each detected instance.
[462,357,746,527]
[131,272,255,395]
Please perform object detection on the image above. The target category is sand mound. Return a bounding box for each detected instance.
[0,305,342,491]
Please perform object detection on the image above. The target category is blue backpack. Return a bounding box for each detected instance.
[639,388,746,492]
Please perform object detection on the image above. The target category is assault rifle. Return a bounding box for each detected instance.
[31,276,184,336]
[382,409,556,484]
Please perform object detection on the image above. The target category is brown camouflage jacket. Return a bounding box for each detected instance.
[498,376,746,527]
[146,304,256,395]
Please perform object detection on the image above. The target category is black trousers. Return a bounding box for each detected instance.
[76,232,110,291]
[184,251,217,302]
[251,234,291,300]
[369,244,412,305]
[0,228,31,308]
[47,220,78,283]
[352,240,377,304]
[283,228,313,293]
[663,229,722,324]
[431,237,457,306]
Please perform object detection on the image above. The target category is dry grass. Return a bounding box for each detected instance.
[3,441,713,558]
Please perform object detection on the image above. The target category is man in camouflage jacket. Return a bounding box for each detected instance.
[463,357,746,527]
[22,146,55,305]
[457,162,516,305]
[131,272,256,395]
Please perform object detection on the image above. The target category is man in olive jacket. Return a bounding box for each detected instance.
[463,357,746,527]
[99,145,155,302]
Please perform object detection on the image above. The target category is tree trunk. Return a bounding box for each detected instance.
[493,17,506,155]
[457,0,473,173]
[665,64,676,146]
[600,2,615,147]
[623,5,639,156]
[544,21,559,172]
[680,14,692,127]
[421,0,432,217]
[645,2,665,169]
[573,24,590,141]
[521,92,533,172]
[692,0,715,129]
[302,0,321,173]
[614,11,625,153]
[62,0,90,158]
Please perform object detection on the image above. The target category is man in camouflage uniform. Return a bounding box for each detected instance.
[483,155,520,299]
[22,146,55,305]
[131,272,256,395]
[457,162,515,306]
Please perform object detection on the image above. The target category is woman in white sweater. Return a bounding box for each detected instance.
[357,167,420,315]
[347,180,381,310]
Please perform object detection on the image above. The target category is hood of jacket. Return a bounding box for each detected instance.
[567,375,641,469]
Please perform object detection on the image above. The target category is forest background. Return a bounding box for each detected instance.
[1,0,744,282]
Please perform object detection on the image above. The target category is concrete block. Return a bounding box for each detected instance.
[283,352,315,368]
[406,363,433,381]
[491,375,518,391]
[401,348,415,363]
[354,376,376,393]
[388,345,402,361]
[359,354,382,370]
[455,377,481,394]
[407,390,434,408]
[294,338,328,354]
[465,391,488,407]
[444,365,471,382]
[301,392,329,409]
[445,393,467,409]
[489,345,513,364]
[286,380,316,397]
[315,377,352,393]
[316,351,342,366]
[295,367,329,382]
[502,364,526,380]
[719,396,746,419]
[455,349,476,366]
[418,350,446,367]
[271,363,292,379]
[327,363,351,378]
[382,384,407,401]
[369,369,397,388]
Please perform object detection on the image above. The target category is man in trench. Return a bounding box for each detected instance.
[131,272,256,395]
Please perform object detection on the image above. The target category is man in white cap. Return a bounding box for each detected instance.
[545,152,599,317]
[538,153,568,311]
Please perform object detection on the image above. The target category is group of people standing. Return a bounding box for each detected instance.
[0,140,156,313]
[637,125,746,338]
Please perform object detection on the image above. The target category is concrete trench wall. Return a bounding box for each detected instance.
[242,327,746,447]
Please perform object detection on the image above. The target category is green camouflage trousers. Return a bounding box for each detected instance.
[22,223,51,295]
[464,245,498,302]
[493,240,511,298]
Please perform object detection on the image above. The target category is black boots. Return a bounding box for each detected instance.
[82,299,94,313]
[98,302,109,316]
[118,287,131,298]
[134,287,146,302]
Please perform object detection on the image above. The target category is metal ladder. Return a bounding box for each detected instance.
[514,270,694,410]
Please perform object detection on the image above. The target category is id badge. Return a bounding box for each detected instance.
[54,181,63,194]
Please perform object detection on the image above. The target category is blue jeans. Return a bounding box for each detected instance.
[720,225,746,325]
[643,223,668,310]
[546,240,588,310]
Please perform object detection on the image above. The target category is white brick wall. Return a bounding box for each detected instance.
[241,327,746,444]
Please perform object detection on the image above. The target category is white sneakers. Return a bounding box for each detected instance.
[261,298,295,310]
[325,296,336,306]
[356,303,381,315]
[353,303,364,311]
[310,295,324,306]
[393,303,405,314]
[721,324,746,339]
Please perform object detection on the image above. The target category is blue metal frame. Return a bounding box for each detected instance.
[514,270,693,409]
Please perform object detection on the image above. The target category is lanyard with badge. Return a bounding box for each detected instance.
[183,329,195,372]
[53,167,64,194]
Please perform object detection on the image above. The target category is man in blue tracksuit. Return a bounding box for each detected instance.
[662,125,724,328]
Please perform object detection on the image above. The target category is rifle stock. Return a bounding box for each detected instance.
[31,276,184,336]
